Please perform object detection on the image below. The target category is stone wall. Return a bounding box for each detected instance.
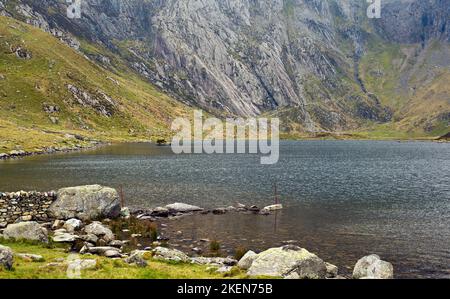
[0,191,56,227]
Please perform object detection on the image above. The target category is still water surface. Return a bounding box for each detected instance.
[0,141,449,278]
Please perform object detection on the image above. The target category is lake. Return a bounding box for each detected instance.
[0,141,449,278]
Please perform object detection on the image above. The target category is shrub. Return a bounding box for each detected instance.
[234,245,248,261]
[110,217,158,240]
[209,240,221,253]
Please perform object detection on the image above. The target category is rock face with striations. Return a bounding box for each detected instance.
[2,0,448,134]
[48,185,120,221]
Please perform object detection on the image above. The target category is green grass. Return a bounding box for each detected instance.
[359,37,449,137]
[0,240,249,279]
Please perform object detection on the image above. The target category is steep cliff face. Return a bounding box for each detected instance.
[1,0,448,135]
[378,0,449,44]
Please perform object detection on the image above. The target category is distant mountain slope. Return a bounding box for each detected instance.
[0,16,192,152]
[0,0,448,139]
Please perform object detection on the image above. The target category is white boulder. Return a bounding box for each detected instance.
[49,185,120,221]
[247,246,327,279]
[353,255,394,279]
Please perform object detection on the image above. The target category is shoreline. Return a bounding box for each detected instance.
[0,186,441,279]
[0,136,447,162]
[0,198,389,280]
[0,141,109,161]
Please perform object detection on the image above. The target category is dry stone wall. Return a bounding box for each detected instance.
[0,191,56,227]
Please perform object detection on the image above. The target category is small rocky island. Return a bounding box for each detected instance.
[0,185,394,279]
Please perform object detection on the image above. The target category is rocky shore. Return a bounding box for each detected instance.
[0,185,394,279]
[0,139,106,161]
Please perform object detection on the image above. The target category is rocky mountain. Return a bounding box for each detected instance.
[0,0,449,137]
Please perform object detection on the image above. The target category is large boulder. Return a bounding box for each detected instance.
[247,246,327,279]
[152,247,190,262]
[84,222,115,243]
[165,203,203,213]
[49,185,120,221]
[0,245,14,270]
[353,255,394,279]
[3,222,48,243]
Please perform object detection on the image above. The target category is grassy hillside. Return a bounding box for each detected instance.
[359,38,450,138]
[0,16,193,153]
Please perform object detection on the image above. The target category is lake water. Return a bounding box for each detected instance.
[0,141,449,278]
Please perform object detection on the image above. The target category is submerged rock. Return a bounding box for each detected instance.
[262,204,283,211]
[353,255,394,279]
[165,203,203,213]
[247,246,327,279]
[3,222,48,243]
[49,185,120,221]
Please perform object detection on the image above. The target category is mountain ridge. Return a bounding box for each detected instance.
[0,0,449,142]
